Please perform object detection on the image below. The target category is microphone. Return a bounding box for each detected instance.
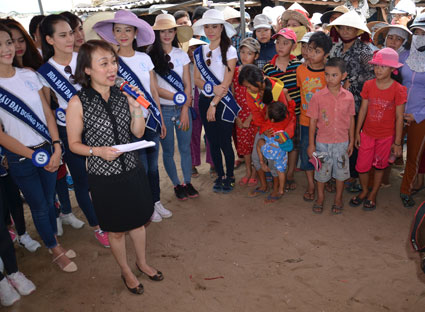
[115,77,150,109]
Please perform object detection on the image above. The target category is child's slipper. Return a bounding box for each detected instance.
[363,199,376,211]
[247,178,258,187]
[303,191,315,202]
[265,194,283,204]
[285,179,297,191]
[239,177,249,186]
[349,196,365,207]
[331,204,344,215]
[312,203,323,214]
[248,187,268,198]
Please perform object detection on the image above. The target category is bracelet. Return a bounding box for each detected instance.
[210,101,217,108]
[89,147,94,157]
[394,143,401,146]
[131,111,144,118]
[52,140,62,145]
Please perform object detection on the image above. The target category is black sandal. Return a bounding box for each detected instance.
[331,204,343,215]
[400,194,415,208]
[363,199,376,211]
[349,196,365,207]
[312,203,323,214]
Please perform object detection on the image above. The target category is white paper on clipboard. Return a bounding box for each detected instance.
[112,140,156,153]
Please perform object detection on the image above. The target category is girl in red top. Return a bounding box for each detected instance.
[238,64,295,202]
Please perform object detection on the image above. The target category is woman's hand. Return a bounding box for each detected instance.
[235,117,243,129]
[213,84,227,97]
[95,146,123,161]
[179,107,190,131]
[160,118,167,139]
[391,144,402,157]
[44,149,61,172]
[207,105,216,122]
[123,85,144,109]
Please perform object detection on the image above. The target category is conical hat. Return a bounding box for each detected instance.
[326,10,370,34]
[287,3,309,17]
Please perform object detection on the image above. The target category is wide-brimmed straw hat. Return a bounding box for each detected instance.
[368,47,403,68]
[326,10,371,35]
[192,9,236,39]
[152,14,193,43]
[373,24,412,48]
[281,10,312,31]
[83,12,115,41]
[320,6,349,25]
[93,10,154,47]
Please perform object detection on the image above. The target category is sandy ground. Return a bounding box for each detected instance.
[3,143,425,312]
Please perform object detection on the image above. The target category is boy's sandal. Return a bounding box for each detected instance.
[247,178,258,187]
[325,179,336,193]
[331,204,344,215]
[363,199,376,211]
[400,193,415,208]
[248,187,268,198]
[285,179,297,191]
[239,177,249,186]
[303,191,315,202]
[312,203,323,214]
[265,194,283,204]
[349,196,365,207]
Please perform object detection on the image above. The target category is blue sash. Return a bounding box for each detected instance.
[0,86,51,143]
[118,57,162,132]
[37,62,77,103]
[193,46,240,123]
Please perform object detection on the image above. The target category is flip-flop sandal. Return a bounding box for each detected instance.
[285,179,297,191]
[239,177,249,186]
[349,196,365,207]
[248,187,268,198]
[363,199,376,211]
[303,191,315,202]
[312,203,323,214]
[400,193,415,208]
[247,178,258,187]
[331,204,344,215]
[265,194,283,204]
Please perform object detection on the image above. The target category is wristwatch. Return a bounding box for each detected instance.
[210,101,217,108]
[89,147,93,157]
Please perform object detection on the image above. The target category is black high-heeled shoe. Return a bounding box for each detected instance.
[121,275,144,294]
[136,263,164,281]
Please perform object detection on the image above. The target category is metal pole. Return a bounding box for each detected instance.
[240,0,246,39]
[38,0,44,15]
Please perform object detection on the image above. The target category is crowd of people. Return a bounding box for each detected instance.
[0,0,424,305]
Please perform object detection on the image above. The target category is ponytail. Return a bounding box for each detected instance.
[263,78,273,104]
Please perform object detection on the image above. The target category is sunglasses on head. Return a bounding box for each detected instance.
[165,54,174,70]
[206,50,212,66]
[64,65,76,84]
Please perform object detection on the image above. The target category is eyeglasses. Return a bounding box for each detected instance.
[165,54,174,70]
[206,50,212,66]
[64,65,76,84]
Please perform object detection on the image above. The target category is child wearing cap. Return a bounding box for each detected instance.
[233,38,260,186]
[307,57,355,214]
[263,28,302,192]
[350,48,406,211]
[296,31,333,202]
[252,14,276,69]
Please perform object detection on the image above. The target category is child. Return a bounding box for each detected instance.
[307,57,355,214]
[297,31,333,202]
[233,38,260,186]
[350,48,406,211]
[257,101,290,200]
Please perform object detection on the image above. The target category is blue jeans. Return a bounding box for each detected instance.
[6,150,58,248]
[55,175,72,217]
[136,127,160,203]
[160,105,193,186]
[58,126,98,227]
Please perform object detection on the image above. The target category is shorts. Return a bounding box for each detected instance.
[314,141,350,183]
[355,132,393,173]
[261,143,288,173]
[300,125,314,171]
[252,133,281,177]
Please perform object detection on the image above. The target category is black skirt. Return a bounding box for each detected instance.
[88,165,153,232]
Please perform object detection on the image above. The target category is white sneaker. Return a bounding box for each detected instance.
[0,277,20,307]
[60,213,85,229]
[7,272,36,296]
[56,218,63,236]
[150,209,162,223]
[18,233,41,253]
[154,201,172,218]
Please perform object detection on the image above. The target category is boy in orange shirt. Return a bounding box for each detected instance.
[296,31,333,202]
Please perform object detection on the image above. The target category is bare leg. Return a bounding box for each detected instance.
[286,150,298,188]
[334,179,344,207]
[358,172,369,200]
[277,171,286,195]
[303,170,315,200]
[109,231,139,288]
[316,181,325,205]
[128,226,157,276]
[242,155,252,180]
[368,168,384,203]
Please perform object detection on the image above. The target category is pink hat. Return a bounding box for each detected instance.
[368,47,403,68]
[272,28,297,42]
[93,10,154,47]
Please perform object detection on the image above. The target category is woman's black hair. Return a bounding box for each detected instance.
[29,15,45,40]
[192,6,208,23]
[238,64,274,104]
[147,29,180,76]
[1,18,43,70]
[40,14,71,62]
[252,27,276,40]
[59,11,82,30]
[219,25,232,71]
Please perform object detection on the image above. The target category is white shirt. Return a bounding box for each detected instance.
[38,52,81,126]
[119,51,154,118]
[199,44,237,96]
[0,68,48,147]
[156,47,191,106]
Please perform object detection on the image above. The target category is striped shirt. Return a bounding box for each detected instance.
[263,55,302,115]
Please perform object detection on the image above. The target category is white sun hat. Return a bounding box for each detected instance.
[222,6,240,21]
[192,9,237,38]
[326,10,371,35]
[391,0,417,16]
[262,6,285,25]
[311,12,323,25]
[253,14,273,30]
